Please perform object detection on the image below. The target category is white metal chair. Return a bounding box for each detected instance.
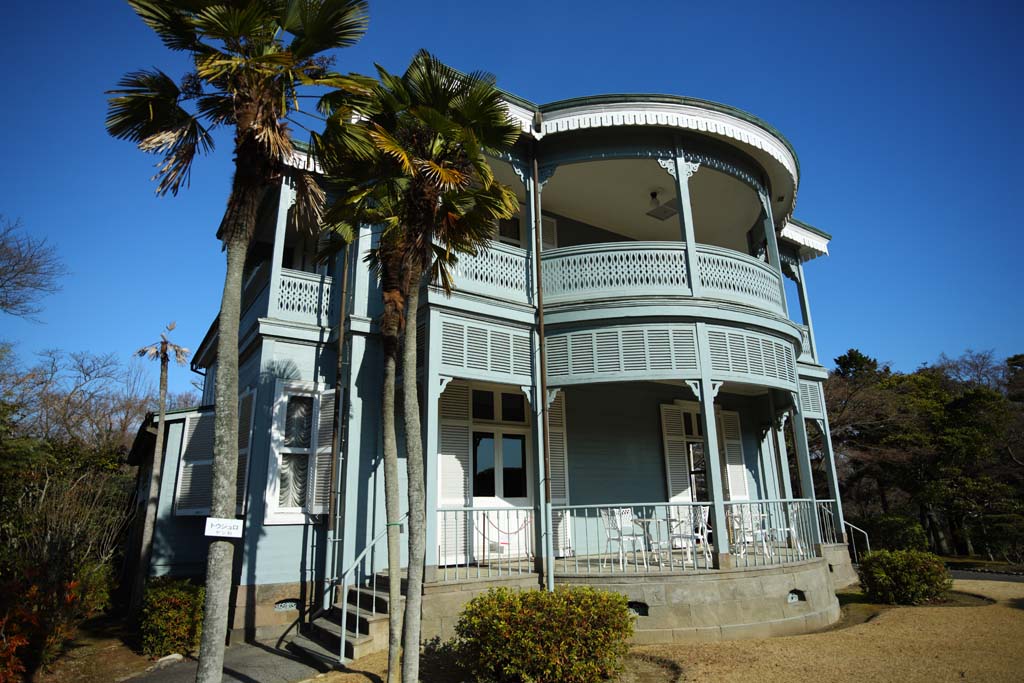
[664,504,712,566]
[599,507,648,570]
[730,504,771,558]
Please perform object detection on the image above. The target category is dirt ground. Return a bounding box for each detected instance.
[324,578,1024,683]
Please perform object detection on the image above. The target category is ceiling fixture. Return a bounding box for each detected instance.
[646,187,678,221]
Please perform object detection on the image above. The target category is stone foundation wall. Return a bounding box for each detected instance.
[419,574,541,643]
[557,558,840,643]
[228,581,318,643]
[821,543,859,589]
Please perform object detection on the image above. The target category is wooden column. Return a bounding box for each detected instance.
[693,323,731,567]
[789,397,822,546]
[758,191,788,314]
[267,179,294,319]
[796,262,818,362]
[422,308,443,580]
[671,143,703,297]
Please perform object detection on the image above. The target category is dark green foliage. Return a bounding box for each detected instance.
[868,515,928,551]
[454,586,634,683]
[858,550,952,605]
[140,578,205,657]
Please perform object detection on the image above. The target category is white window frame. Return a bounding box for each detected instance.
[663,400,745,501]
[265,379,324,525]
[465,383,533,505]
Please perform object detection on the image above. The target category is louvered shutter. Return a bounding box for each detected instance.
[308,389,336,515]
[660,404,692,503]
[548,391,572,556]
[717,411,748,500]
[175,413,215,515]
[438,382,471,564]
[236,391,255,515]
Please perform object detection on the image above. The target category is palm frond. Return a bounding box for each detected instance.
[127,0,199,51]
[192,3,277,48]
[287,0,369,59]
[289,170,326,235]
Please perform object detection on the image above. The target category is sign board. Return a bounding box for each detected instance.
[205,517,243,539]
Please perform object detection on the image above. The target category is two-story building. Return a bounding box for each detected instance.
[131,89,857,662]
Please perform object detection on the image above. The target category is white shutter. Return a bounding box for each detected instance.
[438,382,471,564]
[718,411,748,500]
[175,412,215,515]
[547,391,572,556]
[660,404,692,502]
[236,391,255,515]
[308,389,336,515]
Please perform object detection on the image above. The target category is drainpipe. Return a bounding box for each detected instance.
[532,131,555,592]
[326,242,352,607]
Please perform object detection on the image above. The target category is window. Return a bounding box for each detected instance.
[267,382,336,523]
[492,203,558,250]
[471,389,527,424]
[473,432,528,500]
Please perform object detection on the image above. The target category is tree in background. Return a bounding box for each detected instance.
[316,51,519,682]
[0,217,65,319]
[107,2,369,679]
[131,323,190,614]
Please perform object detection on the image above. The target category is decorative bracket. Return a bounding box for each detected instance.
[545,388,560,408]
[538,164,558,187]
[519,385,533,405]
[657,157,700,180]
[438,375,453,393]
[685,380,721,401]
[509,158,530,187]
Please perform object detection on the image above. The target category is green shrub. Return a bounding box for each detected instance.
[870,515,929,551]
[454,586,634,683]
[140,578,205,657]
[858,549,952,605]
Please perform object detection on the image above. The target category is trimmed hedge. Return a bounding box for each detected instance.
[858,549,952,605]
[454,586,634,683]
[140,578,205,657]
[870,515,929,551]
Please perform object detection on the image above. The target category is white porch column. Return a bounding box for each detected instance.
[795,263,818,362]
[423,308,443,580]
[268,179,294,319]
[816,382,846,541]
[670,144,703,297]
[769,392,794,499]
[758,191,788,314]
[693,323,731,567]
[789,397,822,547]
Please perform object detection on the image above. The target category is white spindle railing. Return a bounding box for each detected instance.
[436,506,536,581]
[541,242,691,304]
[723,499,816,567]
[273,268,333,326]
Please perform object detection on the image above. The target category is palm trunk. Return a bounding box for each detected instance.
[380,285,404,683]
[130,341,169,614]
[401,269,425,683]
[195,179,262,683]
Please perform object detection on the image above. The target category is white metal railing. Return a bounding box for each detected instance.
[845,521,871,564]
[817,500,840,545]
[723,499,816,567]
[437,506,536,581]
[332,513,407,664]
[695,245,785,316]
[541,242,691,304]
[273,268,333,325]
[448,241,531,304]
[551,502,714,575]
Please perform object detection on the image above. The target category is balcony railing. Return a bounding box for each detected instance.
[436,506,536,582]
[445,241,531,305]
[539,242,785,317]
[272,268,333,326]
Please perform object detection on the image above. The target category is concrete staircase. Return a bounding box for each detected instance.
[288,585,398,665]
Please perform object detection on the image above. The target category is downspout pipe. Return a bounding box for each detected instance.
[326,241,352,609]
[531,127,556,592]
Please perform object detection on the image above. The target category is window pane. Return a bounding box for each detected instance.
[472,390,494,421]
[502,435,527,498]
[284,395,313,448]
[501,393,526,423]
[473,432,495,497]
[683,413,693,436]
[279,454,308,507]
[498,217,520,244]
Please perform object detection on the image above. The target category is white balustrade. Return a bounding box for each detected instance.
[447,242,531,304]
[541,242,691,304]
[695,245,786,316]
[273,268,333,326]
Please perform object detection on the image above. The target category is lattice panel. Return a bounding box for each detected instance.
[276,270,333,324]
[696,247,783,314]
[542,243,689,303]
[451,243,530,303]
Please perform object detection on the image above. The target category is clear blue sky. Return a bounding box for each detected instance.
[0,1,1020,395]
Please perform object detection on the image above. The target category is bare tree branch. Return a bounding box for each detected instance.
[0,217,66,318]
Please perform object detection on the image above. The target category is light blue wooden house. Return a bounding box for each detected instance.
[131,89,860,660]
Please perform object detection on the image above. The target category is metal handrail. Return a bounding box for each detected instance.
[844,521,871,564]
[333,513,408,664]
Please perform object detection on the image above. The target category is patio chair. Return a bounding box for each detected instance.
[730,504,771,559]
[599,507,648,570]
[663,505,712,567]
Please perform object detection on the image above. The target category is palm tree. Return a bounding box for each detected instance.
[132,322,190,615]
[105,3,368,680]
[315,50,520,682]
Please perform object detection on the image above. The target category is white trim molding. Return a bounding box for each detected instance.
[780,221,830,261]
